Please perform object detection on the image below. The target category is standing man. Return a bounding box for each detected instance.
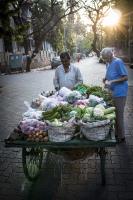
[53,52,83,90]
[101,47,128,143]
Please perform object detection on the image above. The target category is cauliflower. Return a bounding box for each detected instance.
[93,107,104,118]
[82,113,91,122]
[95,104,105,111]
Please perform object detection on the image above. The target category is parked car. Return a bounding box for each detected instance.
[51,56,61,69]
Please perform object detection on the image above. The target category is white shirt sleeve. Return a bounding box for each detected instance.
[75,67,83,85]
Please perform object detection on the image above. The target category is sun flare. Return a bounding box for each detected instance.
[102,9,121,27]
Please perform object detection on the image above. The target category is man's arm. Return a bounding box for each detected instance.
[107,75,128,85]
[75,68,83,85]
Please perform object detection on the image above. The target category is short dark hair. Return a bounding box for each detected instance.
[60,52,70,60]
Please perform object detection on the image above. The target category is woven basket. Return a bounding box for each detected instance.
[80,120,110,141]
[48,125,75,142]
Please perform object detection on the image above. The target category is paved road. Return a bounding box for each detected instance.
[0,56,133,200]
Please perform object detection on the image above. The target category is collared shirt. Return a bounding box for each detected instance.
[53,64,83,90]
[105,58,128,97]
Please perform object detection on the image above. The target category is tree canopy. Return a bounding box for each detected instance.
[30,0,82,53]
[82,0,116,56]
[0,0,31,51]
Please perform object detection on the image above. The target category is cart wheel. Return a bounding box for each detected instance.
[22,147,44,181]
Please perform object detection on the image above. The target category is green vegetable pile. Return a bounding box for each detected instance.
[42,104,73,122]
[74,84,114,106]
[73,84,89,95]
[42,84,116,125]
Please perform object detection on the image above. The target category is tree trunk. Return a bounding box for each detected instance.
[23,34,44,72]
[92,25,100,57]
[23,38,30,72]
[26,55,31,72]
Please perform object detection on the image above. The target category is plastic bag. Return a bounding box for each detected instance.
[23,101,42,120]
[40,97,59,111]
[58,87,72,98]
[19,118,46,134]
[89,95,106,107]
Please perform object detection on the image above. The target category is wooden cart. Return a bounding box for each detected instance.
[5,129,116,186]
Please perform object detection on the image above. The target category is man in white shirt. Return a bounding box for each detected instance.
[53,52,83,90]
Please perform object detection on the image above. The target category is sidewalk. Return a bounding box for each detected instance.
[0,61,133,200]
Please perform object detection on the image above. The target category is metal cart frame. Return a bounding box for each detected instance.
[5,131,116,186]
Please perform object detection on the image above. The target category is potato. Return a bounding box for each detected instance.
[35,132,39,136]
[28,134,32,138]
[43,132,48,137]
[43,136,49,142]
[38,134,43,139]
[33,134,36,139]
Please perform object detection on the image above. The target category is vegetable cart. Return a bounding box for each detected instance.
[5,128,116,186]
[5,85,117,185]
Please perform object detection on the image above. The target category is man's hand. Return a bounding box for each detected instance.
[55,87,59,91]
[103,78,106,84]
[105,80,112,88]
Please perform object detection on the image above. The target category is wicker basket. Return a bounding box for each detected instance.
[48,125,75,142]
[80,119,110,141]
[62,149,96,161]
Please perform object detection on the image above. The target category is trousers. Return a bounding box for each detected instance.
[113,96,126,139]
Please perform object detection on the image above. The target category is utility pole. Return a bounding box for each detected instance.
[128,14,131,65]
[124,11,133,65]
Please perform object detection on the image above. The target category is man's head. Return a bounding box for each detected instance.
[60,52,70,68]
[101,48,114,63]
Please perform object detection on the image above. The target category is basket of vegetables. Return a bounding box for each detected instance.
[80,119,111,141]
[47,120,76,142]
